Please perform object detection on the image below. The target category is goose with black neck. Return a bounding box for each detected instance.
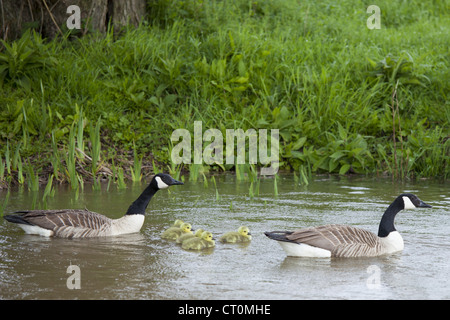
[4,173,183,238]
[265,193,432,258]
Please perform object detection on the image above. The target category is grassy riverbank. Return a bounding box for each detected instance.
[0,0,449,190]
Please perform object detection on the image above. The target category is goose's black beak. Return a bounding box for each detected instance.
[418,200,432,208]
[170,178,184,186]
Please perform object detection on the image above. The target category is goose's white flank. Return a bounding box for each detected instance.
[264,193,431,258]
[4,173,183,238]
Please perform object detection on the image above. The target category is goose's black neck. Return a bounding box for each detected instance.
[125,183,158,215]
[377,196,403,237]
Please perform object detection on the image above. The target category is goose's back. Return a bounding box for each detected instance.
[10,210,113,238]
[286,224,383,257]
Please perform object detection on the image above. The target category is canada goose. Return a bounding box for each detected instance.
[264,193,431,258]
[176,228,204,244]
[182,231,215,250]
[3,173,183,238]
[219,226,252,243]
[161,222,192,240]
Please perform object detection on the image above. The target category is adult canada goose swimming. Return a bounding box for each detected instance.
[3,173,183,238]
[219,226,252,243]
[264,193,431,258]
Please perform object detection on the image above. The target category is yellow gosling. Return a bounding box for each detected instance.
[172,219,184,227]
[161,219,184,235]
[161,222,192,240]
[182,231,215,250]
[176,228,204,244]
[219,226,252,243]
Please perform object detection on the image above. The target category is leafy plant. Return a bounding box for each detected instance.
[131,142,143,182]
[211,175,220,201]
[367,52,430,87]
[25,161,40,192]
[66,123,79,190]
[42,174,55,202]
[0,30,56,90]
[0,0,447,184]
[89,117,102,175]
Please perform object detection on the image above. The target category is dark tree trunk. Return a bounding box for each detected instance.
[89,0,109,33]
[0,0,147,41]
[111,0,146,30]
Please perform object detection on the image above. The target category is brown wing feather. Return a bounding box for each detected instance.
[13,209,112,232]
[286,224,381,257]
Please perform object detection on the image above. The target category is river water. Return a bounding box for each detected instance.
[0,174,448,299]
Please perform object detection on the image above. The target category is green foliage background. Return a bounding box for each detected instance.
[0,0,449,187]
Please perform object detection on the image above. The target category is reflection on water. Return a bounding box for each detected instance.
[0,175,449,299]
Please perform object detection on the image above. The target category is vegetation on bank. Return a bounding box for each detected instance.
[0,0,448,191]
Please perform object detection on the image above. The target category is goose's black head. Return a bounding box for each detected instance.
[125,173,183,215]
[151,173,184,190]
[378,193,431,237]
[398,193,432,210]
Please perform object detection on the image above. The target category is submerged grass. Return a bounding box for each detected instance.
[0,0,448,191]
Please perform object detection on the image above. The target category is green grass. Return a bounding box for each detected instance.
[0,0,448,190]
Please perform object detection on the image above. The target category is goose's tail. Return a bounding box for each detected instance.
[264,231,293,242]
[3,213,32,225]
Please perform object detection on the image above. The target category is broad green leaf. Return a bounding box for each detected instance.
[339,164,351,175]
[292,137,307,150]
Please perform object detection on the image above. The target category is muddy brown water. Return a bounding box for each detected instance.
[0,175,448,299]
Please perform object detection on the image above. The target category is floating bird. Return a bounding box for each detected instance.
[161,222,192,240]
[176,228,205,244]
[264,193,431,258]
[172,219,185,228]
[219,226,252,243]
[160,219,184,235]
[3,173,183,238]
[182,231,215,250]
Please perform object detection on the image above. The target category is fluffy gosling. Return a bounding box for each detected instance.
[182,231,215,250]
[161,222,192,240]
[219,226,252,243]
[172,219,184,227]
[176,228,204,244]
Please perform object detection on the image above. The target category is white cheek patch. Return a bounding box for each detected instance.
[402,196,416,209]
[155,176,169,189]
